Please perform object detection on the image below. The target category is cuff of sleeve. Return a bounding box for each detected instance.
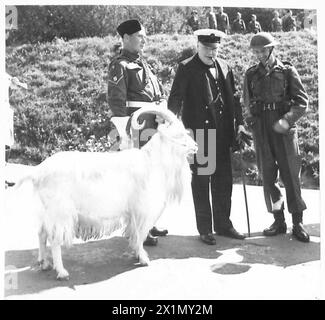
[283,113,295,128]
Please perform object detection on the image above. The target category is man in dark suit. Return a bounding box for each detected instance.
[168,29,248,245]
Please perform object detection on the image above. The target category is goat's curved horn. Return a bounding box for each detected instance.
[131,106,177,130]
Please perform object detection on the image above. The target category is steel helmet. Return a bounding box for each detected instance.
[250,32,279,48]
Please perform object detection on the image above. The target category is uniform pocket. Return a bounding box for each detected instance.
[271,71,286,97]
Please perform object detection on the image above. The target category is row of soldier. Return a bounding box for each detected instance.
[187,7,298,34]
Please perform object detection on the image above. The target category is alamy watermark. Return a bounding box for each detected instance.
[108,127,217,175]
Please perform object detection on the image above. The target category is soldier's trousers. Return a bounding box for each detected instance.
[252,111,306,215]
[191,149,234,235]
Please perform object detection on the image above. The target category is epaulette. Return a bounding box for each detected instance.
[110,56,128,68]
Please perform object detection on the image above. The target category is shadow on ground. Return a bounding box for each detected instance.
[5,223,320,297]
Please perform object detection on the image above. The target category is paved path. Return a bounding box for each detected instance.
[3,164,322,300]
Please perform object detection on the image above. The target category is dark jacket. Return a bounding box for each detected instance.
[107,49,163,116]
[232,18,246,33]
[283,16,296,32]
[247,20,262,33]
[168,54,243,148]
[243,58,308,127]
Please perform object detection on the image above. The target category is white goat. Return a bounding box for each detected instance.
[14,108,197,280]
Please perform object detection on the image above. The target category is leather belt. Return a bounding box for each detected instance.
[262,102,283,111]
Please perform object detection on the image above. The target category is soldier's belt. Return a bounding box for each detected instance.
[262,102,284,111]
[126,100,167,109]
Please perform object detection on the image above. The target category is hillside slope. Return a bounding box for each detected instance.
[5,30,319,187]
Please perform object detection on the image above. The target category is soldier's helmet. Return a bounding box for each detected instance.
[250,32,279,48]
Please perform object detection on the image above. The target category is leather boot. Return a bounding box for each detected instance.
[263,210,287,236]
[150,226,168,237]
[292,212,310,243]
[143,233,158,246]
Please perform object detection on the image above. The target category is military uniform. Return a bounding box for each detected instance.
[247,20,262,33]
[108,49,165,147]
[108,49,163,116]
[283,16,296,32]
[243,58,308,217]
[207,11,217,29]
[108,19,168,246]
[232,18,246,34]
[187,15,199,32]
[271,17,282,32]
[216,12,229,33]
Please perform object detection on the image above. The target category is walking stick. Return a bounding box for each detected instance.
[239,146,251,237]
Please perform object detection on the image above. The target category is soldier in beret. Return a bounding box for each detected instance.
[168,29,248,245]
[243,32,310,242]
[107,19,168,246]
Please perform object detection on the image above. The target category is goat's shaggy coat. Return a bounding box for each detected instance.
[15,108,197,279]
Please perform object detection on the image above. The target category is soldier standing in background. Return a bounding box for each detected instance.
[187,10,200,32]
[107,19,168,246]
[232,12,246,34]
[283,10,297,32]
[247,14,262,34]
[271,11,283,32]
[206,7,217,29]
[216,7,230,34]
[243,33,310,243]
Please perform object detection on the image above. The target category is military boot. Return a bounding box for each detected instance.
[263,210,287,236]
[143,233,158,246]
[292,212,310,243]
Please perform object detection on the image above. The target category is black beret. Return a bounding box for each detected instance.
[117,19,142,37]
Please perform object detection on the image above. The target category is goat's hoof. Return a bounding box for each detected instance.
[56,269,70,281]
[139,257,150,266]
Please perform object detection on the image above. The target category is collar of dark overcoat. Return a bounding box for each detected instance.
[193,54,229,106]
